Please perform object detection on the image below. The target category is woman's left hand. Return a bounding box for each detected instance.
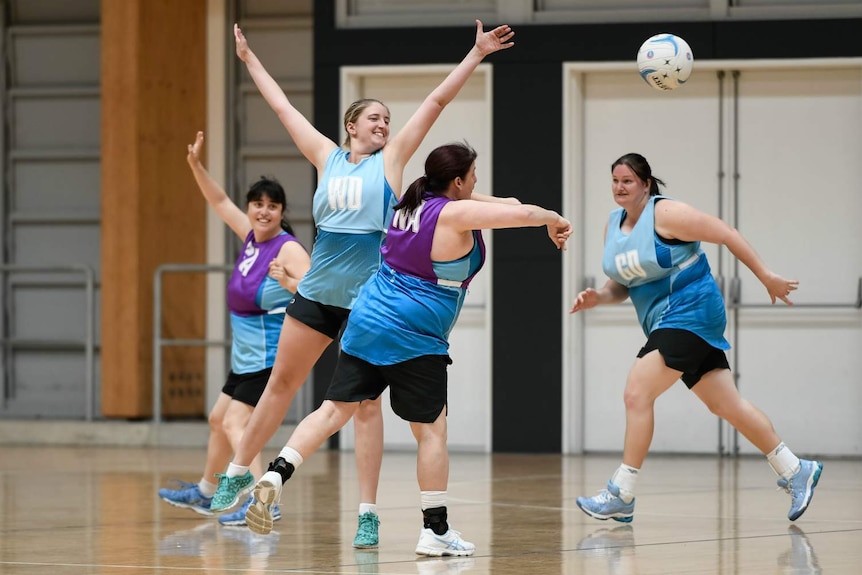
[474,20,515,57]
[547,218,573,250]
[268,259,286,281]
[762,271,799,305]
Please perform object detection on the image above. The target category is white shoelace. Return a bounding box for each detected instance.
[591,489,617,504]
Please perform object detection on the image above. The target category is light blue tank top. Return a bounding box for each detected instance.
[603,196,730,350]
[298,147,397,308]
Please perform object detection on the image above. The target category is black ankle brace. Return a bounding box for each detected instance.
[268,457,295,484]
[422,506,449,536]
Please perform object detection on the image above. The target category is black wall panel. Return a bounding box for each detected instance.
[313,0,862,452]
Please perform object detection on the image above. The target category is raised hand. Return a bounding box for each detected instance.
[187,131,204,164]
[474,19,515,57]
[234,23,252,62]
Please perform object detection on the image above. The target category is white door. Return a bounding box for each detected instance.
[566,66,725,454]
[565,62,862,457]
[338,65,494,453]
[731,67,862,457]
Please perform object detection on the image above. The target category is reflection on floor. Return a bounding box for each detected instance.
[0,446,858,574]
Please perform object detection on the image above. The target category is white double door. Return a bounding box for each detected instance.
[566,62,862,457]
[337,65,494,454]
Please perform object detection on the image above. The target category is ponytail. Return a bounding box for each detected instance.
[393,141,478,218]
[394,175,429,216]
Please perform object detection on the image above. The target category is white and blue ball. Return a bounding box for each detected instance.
[636,34,694,91]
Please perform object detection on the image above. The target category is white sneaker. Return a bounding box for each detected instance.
[245,471,282,535]
[415,557,476,574]
[415,528,475,557]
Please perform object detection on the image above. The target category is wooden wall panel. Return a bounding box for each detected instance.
[101,0,207,418]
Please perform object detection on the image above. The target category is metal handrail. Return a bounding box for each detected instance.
[152,263,233,424]
[727,276,862,309]
[0,263,96,420]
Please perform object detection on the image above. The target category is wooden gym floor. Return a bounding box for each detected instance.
[0,445,859,574]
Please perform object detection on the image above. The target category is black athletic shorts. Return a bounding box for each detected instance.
[221,367,272,407]
[637,328,730,389]
[325,351,452,423]
[285,292,350,340]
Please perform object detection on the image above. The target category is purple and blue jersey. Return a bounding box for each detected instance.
[341,195,485,365]
[227,230,298,373]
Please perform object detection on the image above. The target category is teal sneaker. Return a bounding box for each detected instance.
[354,549,380,574]
[353,511,380,548]
[211,471,255,512]
[778,459,823,521]
[158,480,213,516]
[576,481,635,523]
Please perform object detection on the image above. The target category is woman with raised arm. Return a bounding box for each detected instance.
[158,131,310,528]
[210,20,516,549]
[242,142,571,555]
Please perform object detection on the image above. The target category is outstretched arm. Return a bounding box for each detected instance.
[234,24,336,171]
[570,280,629,313]
[441,200,571,250]
[655,200,798,305]
[470,191,521,205]
[385,20,515,179]
[186,131,250,240]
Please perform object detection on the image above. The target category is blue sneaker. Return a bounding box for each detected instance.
[576,481,635,523]
[577,524,635,556]
[778,525,821,572]
[352,511,380,549]
[158,481,213,516]
[219,495,282,527]
[211,471,255,512]
[777,459,823,521]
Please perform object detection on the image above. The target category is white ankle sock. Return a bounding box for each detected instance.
[421,490,447,510]
[278,446,304,470]
[198,478,218,497]
[767,442,800,480]
[226,462,249,478]
[611,463,639,502]
[359,503,378,516]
